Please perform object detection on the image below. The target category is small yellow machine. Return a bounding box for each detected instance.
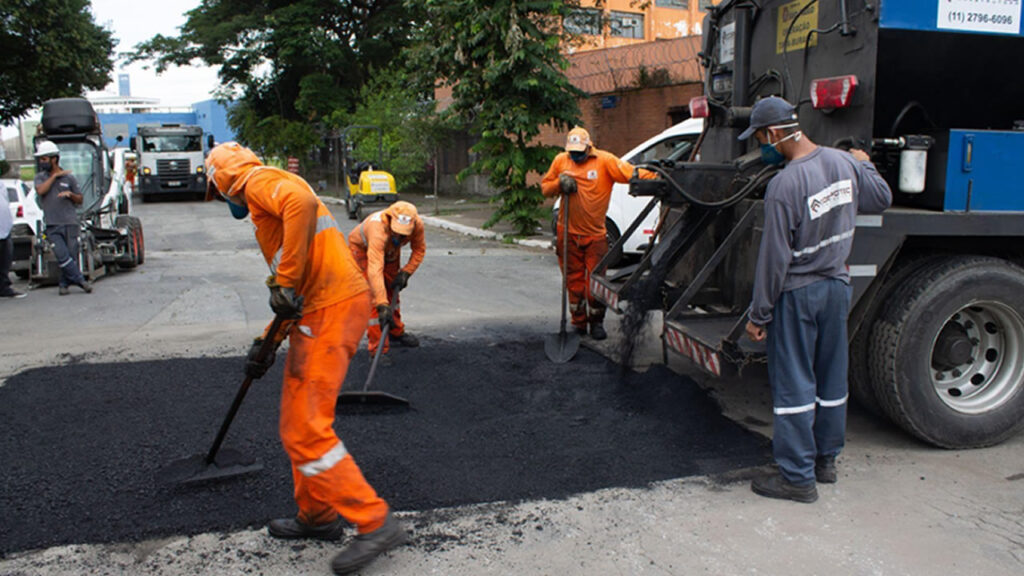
[341,125,398,220]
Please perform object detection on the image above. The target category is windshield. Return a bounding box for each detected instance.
[140,134,202,152]
[628,135,697,165]
[56,142,100,213]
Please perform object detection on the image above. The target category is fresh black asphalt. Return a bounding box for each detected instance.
[0,337,769,554]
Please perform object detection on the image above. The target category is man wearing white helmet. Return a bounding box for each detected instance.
[33,140,92,295]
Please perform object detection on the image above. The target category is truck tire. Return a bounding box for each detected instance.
[868,256,1024,448]
[849,253,943,416]
[604,219,623,268]
[133,217,145,265]
[115,216,137,269]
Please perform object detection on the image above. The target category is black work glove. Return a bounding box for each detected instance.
[391,270,411,292]
[377,304,393,328]
[269,284,304,319]
[558,173,578,195]
[245,338,275,379]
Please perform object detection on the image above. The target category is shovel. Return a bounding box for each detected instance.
[163,315,290,485]
[545,193,580,363]
[338,303,410,407]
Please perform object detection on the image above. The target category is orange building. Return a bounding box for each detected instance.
[566,0,709,51]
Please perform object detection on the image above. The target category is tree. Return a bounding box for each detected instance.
[128,0,420,160]
[410,0,585,236]
[0,0,115,124]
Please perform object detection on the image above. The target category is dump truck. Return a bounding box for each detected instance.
[593,0,1024,448]
[26,98,145,284]
[131,123,213,201]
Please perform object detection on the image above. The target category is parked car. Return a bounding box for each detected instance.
[553,118,704,265]
[2,178,44,279]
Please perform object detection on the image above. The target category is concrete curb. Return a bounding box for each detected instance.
[321,196,553,250]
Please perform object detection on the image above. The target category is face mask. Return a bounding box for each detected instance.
[226,198,249,219]
[569,151,588,164]
[759,130,800,166]
[390,235,402,247]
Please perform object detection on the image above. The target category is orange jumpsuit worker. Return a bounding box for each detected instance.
[205,142,405,576]
[348,201,426,355]
[541,126,654,340]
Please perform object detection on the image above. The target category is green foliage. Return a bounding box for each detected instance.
[0,0,115,123]
[128,0,421,159]
[410,0,585,236]
[634,65,672,88]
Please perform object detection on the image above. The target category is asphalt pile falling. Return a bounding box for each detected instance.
[0,338,768,555]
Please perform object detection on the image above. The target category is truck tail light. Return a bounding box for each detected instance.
[810,75,858,110]
[16,206,24,218]
[689,96,710,118]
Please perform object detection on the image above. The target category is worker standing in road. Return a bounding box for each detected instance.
[740,97,892,503]
[205,142,406,576]
[541,127,653,340]
[33,140,92,295]
[348,201,425,356]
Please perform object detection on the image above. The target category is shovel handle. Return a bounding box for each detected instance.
[559,192,571,334]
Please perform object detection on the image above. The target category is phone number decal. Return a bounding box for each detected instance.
[939,0,1022,35]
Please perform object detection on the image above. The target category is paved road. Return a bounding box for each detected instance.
[1,200,1021,576]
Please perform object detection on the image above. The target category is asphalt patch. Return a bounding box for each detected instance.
[0,338,769,554]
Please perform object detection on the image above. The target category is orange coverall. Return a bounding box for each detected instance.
[541,148,652,329]
[234,163,390,534]
[348,207,426,353]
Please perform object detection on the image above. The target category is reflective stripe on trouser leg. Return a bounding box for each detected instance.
[767,282,821,486]
[812,279,851,460]
[279,292,389,533]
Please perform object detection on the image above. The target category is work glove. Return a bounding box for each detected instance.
[377,304,393,328]
[558,172,578,195]
[268,281,304,319]
[245,338,275,379]
[391,270,411,292]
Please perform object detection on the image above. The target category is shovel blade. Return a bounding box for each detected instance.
[162,448,263,486]
[545,330,580,363]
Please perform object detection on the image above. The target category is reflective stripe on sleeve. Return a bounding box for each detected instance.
[773,402,817,416]
[817,394,848,408]
[315,214,338,235]
[297,442,349,477]
[270,248,283,275]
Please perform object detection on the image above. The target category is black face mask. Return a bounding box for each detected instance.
[569,151,588,164]
[38,157,54,172]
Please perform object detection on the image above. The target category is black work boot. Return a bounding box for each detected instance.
[751,472,818,503]
[78,280,93,293]
[268,516,347,541]
[572,324,588,336]
[391,332,419,347]
[331,513,407,575]
[815,455,838,484]
[589,321,607,341]
[58,285,69,296]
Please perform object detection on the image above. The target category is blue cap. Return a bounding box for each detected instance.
[738,96,798,140]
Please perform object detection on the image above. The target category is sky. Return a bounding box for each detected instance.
[88,0,221,106]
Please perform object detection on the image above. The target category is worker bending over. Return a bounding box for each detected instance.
[541,127,653,340]
[205,143,405,575]
[348,201,425,355]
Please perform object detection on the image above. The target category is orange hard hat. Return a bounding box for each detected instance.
[387,201,418,235]
[565,127,591,152]
[204,142,263,201]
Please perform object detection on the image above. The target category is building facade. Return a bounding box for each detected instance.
[566,0,708,50]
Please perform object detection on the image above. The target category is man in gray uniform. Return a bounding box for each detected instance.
[33,140,92,295]
[740,97,891,503]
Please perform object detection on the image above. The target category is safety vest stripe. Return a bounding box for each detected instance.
[315,214,338,235]
[270,248,283,275]
[817,394,848,408]
[773,402,817,415]
[792,228,855,258]
[359,225,367,248]
[297,442,348,477]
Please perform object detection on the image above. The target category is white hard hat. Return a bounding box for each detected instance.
[34,140,60,157]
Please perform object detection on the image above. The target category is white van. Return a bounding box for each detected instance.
[554,118,703,263]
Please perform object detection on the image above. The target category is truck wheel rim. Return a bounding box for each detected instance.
[929,301,1024,414]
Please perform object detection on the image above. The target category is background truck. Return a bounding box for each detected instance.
[27,98,145,284]
[593,0,1024,448]
[131,123,213,201]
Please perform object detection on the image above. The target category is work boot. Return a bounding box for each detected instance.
[589,321,607,341]
[267,516,347,541]
[77,281,93,294]
[59,286,69,296]
[331,513,407,575]
[751,472,818,503]
[572,324,587,336]
[815,455,838,484]
[391,332,419,347]
[0,289,26,299]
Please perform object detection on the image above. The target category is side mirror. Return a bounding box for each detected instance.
[129,136,137,150]
[207,135,215,150]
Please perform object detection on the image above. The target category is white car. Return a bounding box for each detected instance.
[554,118,703,263]
[3,178,44,278]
